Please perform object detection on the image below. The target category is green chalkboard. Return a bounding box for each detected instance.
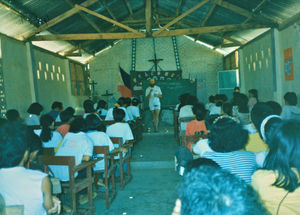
[142,79,196,109]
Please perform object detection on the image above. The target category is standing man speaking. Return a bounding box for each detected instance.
[146,78,162,132]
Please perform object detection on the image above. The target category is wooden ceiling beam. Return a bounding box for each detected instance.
[195,0,217,40]
[64,0,102,33]
[74,4,144,36]
[243,0,267,24]
[278,11,300,30]
[100,0,117,20]
[16,0,98,40]
[32,23,267,41]
[153,0,210,36]
[145,0,152,34]
[176,0,184,17]
[123,0,134,18]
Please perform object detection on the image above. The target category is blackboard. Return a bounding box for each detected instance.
[142,79,196,109]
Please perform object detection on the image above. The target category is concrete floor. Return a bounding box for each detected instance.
[93,128,181,215]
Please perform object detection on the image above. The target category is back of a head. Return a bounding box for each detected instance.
[219,94,228,103]
[179,166,267,215]
[83,99,95,113]
[51,101,63,110]
[264,121,300,192]
[222,103,233,116]
[39,114,54,142]
[60,109,73,123]
[209,116,248,152]
[248,89,258,99]
[192,103,207,121]
[0,121,29,168]
[186,95,198,106]
[208,95,215,103]
[65,106,75,116]
[113,107,125,122]
[40,114,54,128]
[69,117,85,133]
[27,102,43,115]
[85,114,104,131]
[97,100,107,109]
[131,98,139,106]
[184,158,219,174]
[124,97,131,107]
[266,101,282,115]
[284,92,297,106]
[250,102,274,135]
[117,97,125,107]
[6,109,20,121]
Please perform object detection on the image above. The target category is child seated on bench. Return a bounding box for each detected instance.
[0,121,60,215]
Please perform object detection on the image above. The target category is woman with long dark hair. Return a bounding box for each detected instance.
[252,121,300,214]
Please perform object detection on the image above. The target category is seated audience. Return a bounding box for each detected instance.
[96,100,108,117]
[179,95,198,131]
[56,107,75,137]
[0,121,59,215]
[6,109,21,122]
[48,101,63,121]
[124,97,134,121]
[209,94,222,115]
[266,100,282,115]
[85,114,114,171]
[172,165,268,215]
[25,102,43,126]
[248,89,258,111]
[50,117,93,182]
[27,129,44,171]
[106,108,134,145]
[252,121,300,215]
[127,98,140,120]
[196,116,256,184]
[185,103,207,151]
[34,114,62,148]
[281,92,300,120]
[205,95,215,112]
[83,99,101,120]
[176,93,189,112]
[105,97,130,122]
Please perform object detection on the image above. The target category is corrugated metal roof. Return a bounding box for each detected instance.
[0,0,299,63]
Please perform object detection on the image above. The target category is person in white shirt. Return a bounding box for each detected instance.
[127,98,141,120]
[50,117,93,182]
[96,100,108,117]
[145,78,162,132]
[25,102,43,126]
[0,121,60,215]
[34,114,62,148]
[105,97,130,122]
[281,92,300,120]
[106,108,134,145]
[85,114,114,171]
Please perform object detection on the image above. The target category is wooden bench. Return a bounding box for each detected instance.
[93,146,117,209]
[40,155,96,215]
[110,137,132,190]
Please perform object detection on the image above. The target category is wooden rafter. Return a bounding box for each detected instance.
[194,0,217,41]
[64,0,101,33]
[123,0,134,18]
[32,23,267,41]
[16,0,98,40]
[279,11,300,30]
[176,0,184,17]
[243,0,267,24]
[145,0,152,34]
[153,0,210,36]
[100,0,117,20]
[215,0,278,26]
[74,4,144,36]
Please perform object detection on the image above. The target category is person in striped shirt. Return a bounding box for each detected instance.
[198,116,256,184]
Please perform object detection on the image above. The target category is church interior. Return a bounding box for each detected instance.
[0,0,300,214]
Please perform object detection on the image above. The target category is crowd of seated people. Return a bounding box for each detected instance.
[0,96,141,214]
[174,89,300,214]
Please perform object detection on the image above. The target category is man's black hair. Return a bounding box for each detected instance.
[27,102,43,115]
[131,98,139,106]
[83,99,95,113]
[284,92,297,105]
[192,103,207,121]
[85,114,105,132]
[6,109,20,121]
[179,166,268,215]
[96,100,107,109]
[113,107,125,122]
[51,101,63,110]
[266,101,282,116]
[69,117,85,133]
[222,102,233,116]
[60,109,74,123]
[248,89,258,99]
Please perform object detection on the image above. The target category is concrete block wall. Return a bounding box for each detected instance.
[89,36,223,106]
[0,35,89,118]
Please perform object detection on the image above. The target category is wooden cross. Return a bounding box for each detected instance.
[148,53,163,73]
